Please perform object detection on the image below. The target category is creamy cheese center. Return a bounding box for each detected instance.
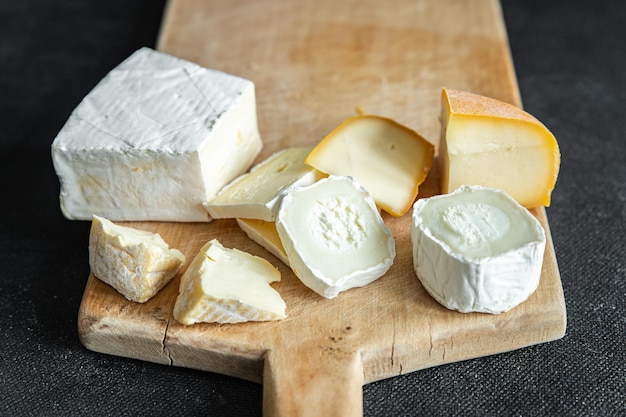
[438,202,510,256]
[419,187,539,259]
[311,196,367,252]
[276,176,395,292]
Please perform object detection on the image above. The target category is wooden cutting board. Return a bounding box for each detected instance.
[77,1,567,416]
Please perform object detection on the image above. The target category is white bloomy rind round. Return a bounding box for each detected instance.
[276,175,396,299]
[411,185,546,314]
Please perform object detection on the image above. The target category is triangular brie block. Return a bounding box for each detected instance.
[173,239,286,324]
[88,215,186,303]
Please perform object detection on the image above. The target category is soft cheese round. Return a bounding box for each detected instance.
[276,175,395,299]
[411,185,546,314]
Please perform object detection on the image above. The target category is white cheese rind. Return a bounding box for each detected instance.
[88,215,186,303]
[173,239,286,325]
[236,218,290,266]
[276,176,395,299]
[205,147,324,221]
[51,47,262,222]
[411,185,546,314]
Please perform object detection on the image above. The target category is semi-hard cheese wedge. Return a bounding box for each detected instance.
[173,239,286,325]
[236,218,290,266]
[276,176,395,299]
[411,185,546,314]
[205,147,325,221]
[88,215,186,303]
[305,115,434,217]
[52,47,262,221]
[440,88,560,208]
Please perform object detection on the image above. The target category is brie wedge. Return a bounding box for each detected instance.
[411,185,546,314]
[88,215,185,303]
[440,88,560,208]
[205,147,324,221]
[236,218,290,266]
[173,239,286,325]
[305,115,434,216]
[276,176,395,299]
[52,47,262,221]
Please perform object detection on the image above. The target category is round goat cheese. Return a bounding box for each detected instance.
[276,176,396,299]
[411,185,546,314]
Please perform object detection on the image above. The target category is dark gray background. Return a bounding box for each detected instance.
[1,1,624,416]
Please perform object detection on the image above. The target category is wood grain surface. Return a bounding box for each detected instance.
[78,1,567,416]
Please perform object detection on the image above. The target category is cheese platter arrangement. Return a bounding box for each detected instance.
[62,0,567,416]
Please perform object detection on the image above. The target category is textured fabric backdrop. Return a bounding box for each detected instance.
[1,1,624,416]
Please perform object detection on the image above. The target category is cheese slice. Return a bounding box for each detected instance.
[305,115,434,217]
[205,147,325,221]
[440,88,560,208]
[88,215,186,303]
[173,239,286,325]
[51,47,262,221]
[276,176,395,299]
[236,218,290,266]
[411,185,546,314]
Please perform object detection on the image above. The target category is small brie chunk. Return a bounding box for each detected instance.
[88,215,186,303]
[205,147,325,221]
[173,239,286,325]
[276,176,395,299]
[411,185,546,314]
[236,218,290,266]
[52,47,262,221]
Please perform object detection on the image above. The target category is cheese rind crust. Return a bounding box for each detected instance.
[88,215,186,303]
[52,47,262,221]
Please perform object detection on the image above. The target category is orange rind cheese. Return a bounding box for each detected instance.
[440,88,560,208]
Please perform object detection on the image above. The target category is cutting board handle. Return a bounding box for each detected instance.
[263,347,364,417]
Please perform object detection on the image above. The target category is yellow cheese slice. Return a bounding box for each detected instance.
[173,239,286,325]
[88,215,185,303]
[305,115,434,217]
[236,218,290,266]
[440,88,561,208]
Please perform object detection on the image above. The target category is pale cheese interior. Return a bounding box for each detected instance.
[306,116,433,216]
[205,146,323,221]
[173,240,286,324]
[277,177,394,283]
[440,89,560,209]
[417,187,544,259]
